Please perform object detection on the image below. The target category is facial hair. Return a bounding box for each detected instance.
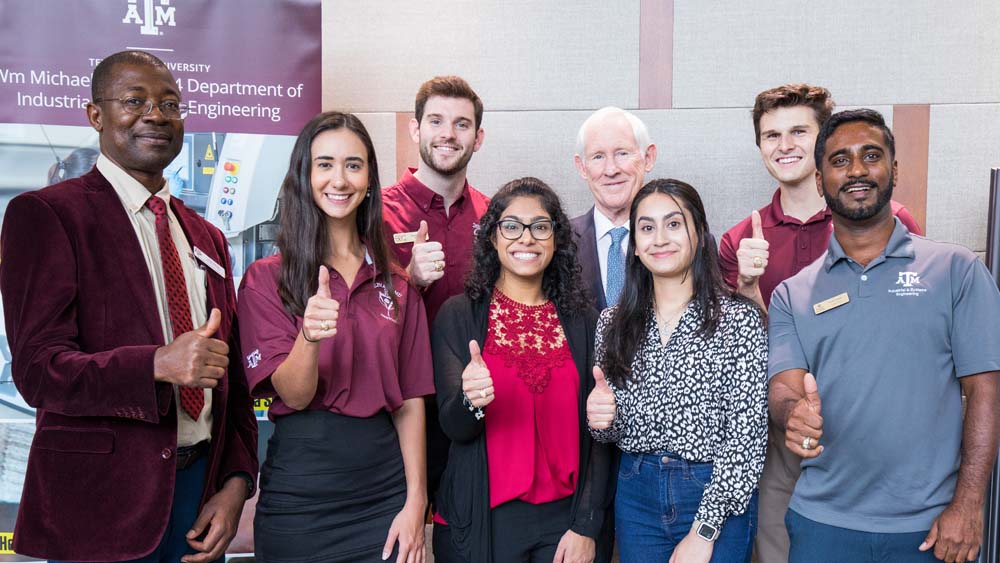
[823,169,894,221]
[419,137,474,177]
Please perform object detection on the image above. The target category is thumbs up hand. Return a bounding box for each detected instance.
[785,372,824,458]
[587,366,617,430]
[153,307,231,388]
[736,210,770,290]
[406,220,446,288]
[302,266,340,343]
[461,340,494,408]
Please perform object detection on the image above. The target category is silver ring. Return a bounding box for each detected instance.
[753,256,763,269]
[802,436,814,450]
[321,320,330,332]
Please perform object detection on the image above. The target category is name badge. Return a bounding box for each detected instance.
[813,292,850,315]
[393,231,418,244]
[192,246,225,278]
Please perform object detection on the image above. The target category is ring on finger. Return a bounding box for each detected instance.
[753,256,764,269]
[434,260,445,272]
[802,436,814,450]
[479,389,487,400]
[321,320,330,332]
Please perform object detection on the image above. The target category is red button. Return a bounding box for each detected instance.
[224,162,234,171]
[161,448,173,460]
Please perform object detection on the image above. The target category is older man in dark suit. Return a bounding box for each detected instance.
[571,107,657,311]
[0,50,257,563]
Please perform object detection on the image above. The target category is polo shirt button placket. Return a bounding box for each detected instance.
[859,272,872,298]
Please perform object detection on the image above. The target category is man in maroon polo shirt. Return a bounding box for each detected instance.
[382,75,489,499]
[718,84,922,563]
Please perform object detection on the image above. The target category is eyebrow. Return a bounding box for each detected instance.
[828,144,884,160]
[501,215,551,222]
[123,85,181,98]
[313,155,365,162]
[761,124,813,135]
[637,211,683,222]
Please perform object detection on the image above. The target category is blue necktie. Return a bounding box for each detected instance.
[605,226,628,305]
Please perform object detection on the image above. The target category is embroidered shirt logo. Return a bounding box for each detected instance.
[246,349,261,369]
[889,271,927,297]
[473,222,481,239]
[373,281,402,323]
[122,0,176,36]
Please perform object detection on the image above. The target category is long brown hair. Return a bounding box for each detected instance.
[276,111,396,316]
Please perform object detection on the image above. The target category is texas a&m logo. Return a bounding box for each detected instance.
[122,0,177,36]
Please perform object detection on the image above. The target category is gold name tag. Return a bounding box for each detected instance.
[393,231,418,244]
[813,292,850,315]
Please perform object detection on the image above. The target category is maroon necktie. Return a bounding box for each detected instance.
[145,196,205,420]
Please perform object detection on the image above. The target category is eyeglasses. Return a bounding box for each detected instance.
[93,96,189,120]
[496,219,555,240]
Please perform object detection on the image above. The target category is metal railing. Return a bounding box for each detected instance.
[982,168,1000,563]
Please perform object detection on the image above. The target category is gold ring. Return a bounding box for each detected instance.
[753,256,763,269]
[802,436,813,450]
[321,320,330,332]
[434,260,445,272]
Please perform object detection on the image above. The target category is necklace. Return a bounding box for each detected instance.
[655,300,691,342]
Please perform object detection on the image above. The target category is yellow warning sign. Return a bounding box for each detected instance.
[0,531,14,554]
[204,144,215,161]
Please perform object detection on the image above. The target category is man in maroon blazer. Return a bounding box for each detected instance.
[0,51,257,563]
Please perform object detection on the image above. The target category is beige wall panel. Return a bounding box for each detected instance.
[355,112,399,189]
[322,0,641,112]
[925,104,1000,252]
[672,0,1000,108]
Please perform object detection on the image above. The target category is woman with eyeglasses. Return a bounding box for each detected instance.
[587,179,767,563]
[430,177,611,563]
[237,112,433,562]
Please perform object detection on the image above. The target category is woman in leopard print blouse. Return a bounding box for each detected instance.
[587,179,768,563]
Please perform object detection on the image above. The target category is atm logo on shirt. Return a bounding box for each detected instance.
[246,348,262,369]
[889,271,928,297]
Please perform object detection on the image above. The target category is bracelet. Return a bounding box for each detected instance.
[462,392,485,420]
[301,326,320,343]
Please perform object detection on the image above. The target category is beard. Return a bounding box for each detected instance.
[418,139,474,177]
[823,171,894,221]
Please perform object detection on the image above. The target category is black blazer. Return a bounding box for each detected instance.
[571,208,607,311]
[431,292,610,563]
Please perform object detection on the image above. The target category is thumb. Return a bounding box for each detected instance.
[919,521,938,551]
[316,265,331,299]
[751,209,764,239]
[468,340,484,366]
[803,372,821,414]
[196,308,221,338]
[593,366,610,389]
[416,219,429,242]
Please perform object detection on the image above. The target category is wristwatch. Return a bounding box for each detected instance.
[694,520,720,542]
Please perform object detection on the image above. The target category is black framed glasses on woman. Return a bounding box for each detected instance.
[92,96,189,120]
[497,219,555,240]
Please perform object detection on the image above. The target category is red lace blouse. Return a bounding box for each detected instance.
[484,290,580,508]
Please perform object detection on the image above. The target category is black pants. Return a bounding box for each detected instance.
[434,496,573,563]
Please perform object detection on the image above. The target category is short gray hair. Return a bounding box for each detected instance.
[575,106,652,156]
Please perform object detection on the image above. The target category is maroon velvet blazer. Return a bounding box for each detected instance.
[0,168,258,561]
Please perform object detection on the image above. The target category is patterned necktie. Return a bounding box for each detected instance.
[145,196,205,421]
[605,226,628,306]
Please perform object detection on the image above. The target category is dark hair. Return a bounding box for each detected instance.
[92,50,168,100]
[814,108,895,168]
[465,177,589,314]
[276,111,396,317]
[415,76,484,129]
[602,179,742,387]
[752,83,835,146]
[48,147,99,185]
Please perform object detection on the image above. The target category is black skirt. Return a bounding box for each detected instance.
[254,409,407,563]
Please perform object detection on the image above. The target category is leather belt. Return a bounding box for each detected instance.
[176,441,209,471]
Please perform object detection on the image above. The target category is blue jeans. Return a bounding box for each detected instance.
[615,451,757,563]
[786,509,939,563]
[51,457,223,563]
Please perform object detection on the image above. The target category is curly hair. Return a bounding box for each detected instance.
[465,177,590,315]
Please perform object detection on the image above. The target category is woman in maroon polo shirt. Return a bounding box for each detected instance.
[430,177,612,563]
[237,112,434,563]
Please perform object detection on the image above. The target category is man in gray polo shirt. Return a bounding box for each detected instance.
[768,108,1000,563]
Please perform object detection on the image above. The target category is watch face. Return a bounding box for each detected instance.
[697,522,719,541]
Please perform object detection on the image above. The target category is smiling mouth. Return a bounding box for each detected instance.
[511,251,540,261]
[776,156,802,165]
[433,145,461,154]
[324,193,351,202]
[842,182,875,194]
